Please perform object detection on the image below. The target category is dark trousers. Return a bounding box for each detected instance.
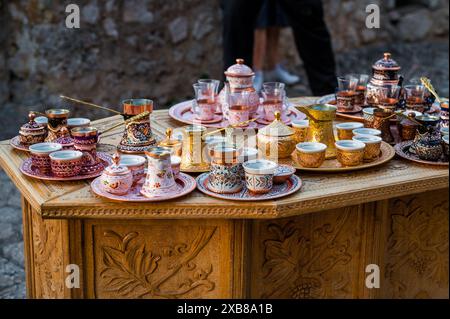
[221,0,337,96]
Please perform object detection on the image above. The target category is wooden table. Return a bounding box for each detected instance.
[0,97,448,299]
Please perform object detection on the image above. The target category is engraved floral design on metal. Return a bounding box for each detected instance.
[91,172,197,202]
[395,141,448,166]
[20,152,112,181]
[196,173,302,201]
[19,112,47,145]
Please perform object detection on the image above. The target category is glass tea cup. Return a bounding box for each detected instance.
[198,79,221,113]
[377,85,401,111]
[350,74,370,107]
[261,82,287,121]
[404,85,426,112]
[192,83,216,121]
[225,91,252,127]
[336,75,358,112]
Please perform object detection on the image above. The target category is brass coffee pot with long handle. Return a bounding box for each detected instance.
[296,104,337,159]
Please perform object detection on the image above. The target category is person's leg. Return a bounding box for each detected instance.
[253,29,267,72]
[279,0,337,95]
[221,0,264,69]
[266,27,280,70]
[265,26,300,84]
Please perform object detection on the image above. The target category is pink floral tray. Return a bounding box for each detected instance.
[10,136,31,152]
[90,172,197,202]
[196,172,302,201]
[20,152,112,181]
[168,100,306,128]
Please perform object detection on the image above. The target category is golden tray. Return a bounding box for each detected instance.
[280,141,395,172]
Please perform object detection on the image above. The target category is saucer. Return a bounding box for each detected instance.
[196,172,302,201]
[193,114,223,124]
[20,152,112,181]
[91,172,197,202]
[337,106,363,114]
[10,136,32,152]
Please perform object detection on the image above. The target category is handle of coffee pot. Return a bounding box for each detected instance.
[296,105,319,123]
[99,111,151,136]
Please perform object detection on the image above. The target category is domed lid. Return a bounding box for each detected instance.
[20,112,45,133]
[159,128,182,147]
[373,53,401,71]
[104,153,131,176]
[258,112,294,137]
[55,127,74,145]
[224,59,255,77]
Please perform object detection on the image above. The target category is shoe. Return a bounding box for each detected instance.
[266,64,300,85]
[254,70,264,92]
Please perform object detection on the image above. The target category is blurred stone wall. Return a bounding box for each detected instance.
[0,0,448,138]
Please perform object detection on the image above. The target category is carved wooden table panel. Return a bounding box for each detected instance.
[0,97,448,299]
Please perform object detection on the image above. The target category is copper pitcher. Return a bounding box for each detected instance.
[296,104,337,159]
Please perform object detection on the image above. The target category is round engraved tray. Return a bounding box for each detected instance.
[10,136,31,152]
[91,172,197,202]
[394,141,449,167]
[316,94,442,122]
[168,100,306,128]
[196,172,302,201]
[279,142,395,172]
[10,135,116,154]
[20,152,112,181]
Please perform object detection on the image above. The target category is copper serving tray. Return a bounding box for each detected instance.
[20,152,112,181]
[91,172,197,202]
[168,99,306,129]
[316,94,442,122]
[196,173,302,201]
[394,141,449,167]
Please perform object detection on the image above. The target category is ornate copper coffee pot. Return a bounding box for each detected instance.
[117,99,156,154]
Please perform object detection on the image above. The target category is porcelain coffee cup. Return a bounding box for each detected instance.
[335,140,366,166]
[292,120,309,143]
[49,150,83,177]
[242,159,278,194]
[295,142,327,168]
[362,108,376,127]
[120,155,146,185]
[352,128,382,137]
[352,134,382,162]
[336,122,364,140]
[29,142,63,174]
[67,118,91,130]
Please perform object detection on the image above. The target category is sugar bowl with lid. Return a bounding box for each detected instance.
[257,111,296,160]
[99,153,133,195]
[19,112,47,145]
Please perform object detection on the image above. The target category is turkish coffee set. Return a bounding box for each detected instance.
[11,55,448,203]
[313,52,448,167]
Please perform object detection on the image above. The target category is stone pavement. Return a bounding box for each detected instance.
[0,169,26,299]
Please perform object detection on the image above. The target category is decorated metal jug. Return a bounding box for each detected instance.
[117,99,156,154]
[297,104,337,159]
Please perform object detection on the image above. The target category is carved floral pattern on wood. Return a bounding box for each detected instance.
[99,228,216,298]
[261,209,354,298]
[385,197,449,298]
[32,218,65,298]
